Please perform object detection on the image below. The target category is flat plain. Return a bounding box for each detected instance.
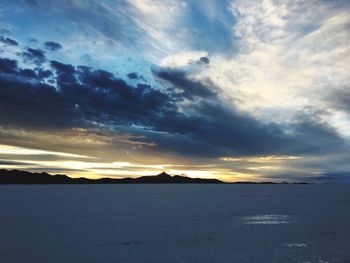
[1,184,349,263]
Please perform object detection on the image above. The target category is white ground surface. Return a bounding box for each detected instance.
[0,184,349,263]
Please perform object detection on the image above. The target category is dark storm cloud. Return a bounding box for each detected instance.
[0,58,18,73]
[148,67,344,157]
[166,111,285,156]
[188,56,210,66]
[0,36,18,46]
[20,48,46,65]
[19,68,37,78]
[127,72,140,79]
[44,41,62,51]
[37,68,53,79]
[0,58,47,80]
[51,60,74,74]
[152,67,216,99]
[146,101,342,157]
[0,52,345,159]
[198,56,210,65]
[0,57,170,129]
[291,119,344,154]
[127,72,146,82]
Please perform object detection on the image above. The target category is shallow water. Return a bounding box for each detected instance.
[0,184,349,263]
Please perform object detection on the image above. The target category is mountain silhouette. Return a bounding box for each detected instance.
[0,169,309,184]
[0,169,224,184]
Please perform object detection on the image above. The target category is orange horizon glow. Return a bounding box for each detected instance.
[0,143,307,183]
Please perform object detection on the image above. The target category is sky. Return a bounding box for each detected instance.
[0,0,349,182]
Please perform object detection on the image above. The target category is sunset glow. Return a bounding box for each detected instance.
[0,0,349,182]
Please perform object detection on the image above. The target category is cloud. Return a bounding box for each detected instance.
[127,0,188,57]
[0,57,171,129]
[0,28,11,35]
[0,58,18,73]
[150,65,345,157]
[37,68,53,79]
[0,160,32,166]
[0,0,349,181]
[159,50,209,69]
[193,0,350,139]
[0,48,346,161]
[0,0,233,65]
[152,67,216,99]
[44,41,62,51]
[20,48,46,65]
[0,144,90,158]
[191,56,210,66]
[0,36,18,46]
[127,72,140,79]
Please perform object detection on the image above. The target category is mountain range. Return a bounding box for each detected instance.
[0,169,224,184]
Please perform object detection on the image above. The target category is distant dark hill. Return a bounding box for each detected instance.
[0,169,224,184]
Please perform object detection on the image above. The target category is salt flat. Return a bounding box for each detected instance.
[0,184,349,263]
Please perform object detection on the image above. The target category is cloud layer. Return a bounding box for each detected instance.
[0,0,349,181]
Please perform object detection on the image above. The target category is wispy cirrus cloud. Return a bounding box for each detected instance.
[202,0,350,134]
